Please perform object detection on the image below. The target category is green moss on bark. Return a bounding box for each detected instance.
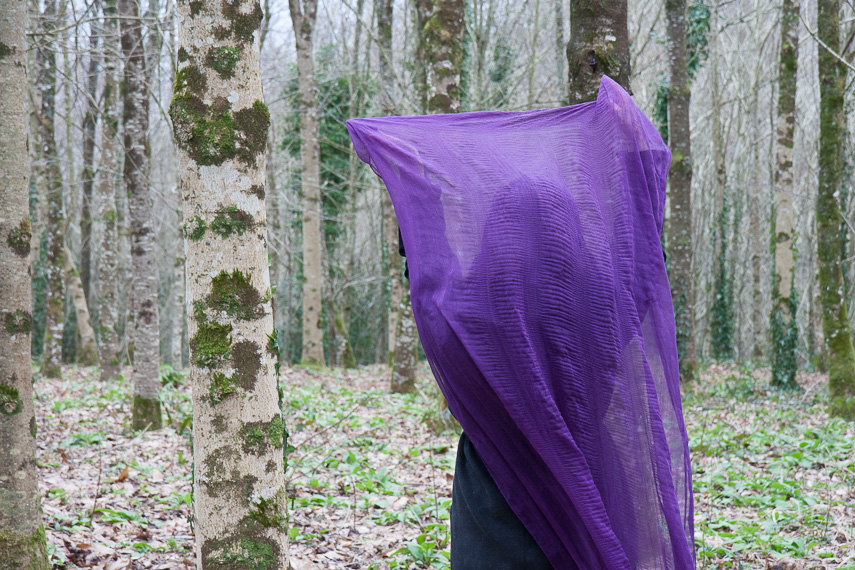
[211,206,252,238]
[191,319,233,369]
[202,536,278,570]
[185,215,207,241]
[237,415,280,455]
[4,310,32,334]
[7,218,32,257]
[214,0,264,45]
[0,525,50,569]
[131,394,163,431]
[188,0,203,17]
[248,490,286,529]
[233,100,270,166]
[210,372,238,403]
[268,416,285,448]
[208,270,263,320]
[0,42,13,59]
[0,384,23,416]
[207,46,241,79]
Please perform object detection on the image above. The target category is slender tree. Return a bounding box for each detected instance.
[817,0,855,419]
[0,0,51,564]
[171,0,288,565]
[289,0,325,366]
[770,0,800,389]
[64,245,98,365]
[97,0,122,382]
[37,0,65,379]
[80,1,101,305]
[566,0,630,104]
[119,0,161,429]
[666,0,697,382]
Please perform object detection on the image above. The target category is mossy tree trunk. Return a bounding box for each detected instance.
[817,0,855,419]
[171,0,289,566]
[391,288,416,393]
[0,0,51,565]
[666,0,697,382]
[37,0,65,379]
[770,0,800,389]
[80,11,100,306]
[566,0,630,104]
[97,1,122,382]
[120,0,161,430]
[289,0,325,366]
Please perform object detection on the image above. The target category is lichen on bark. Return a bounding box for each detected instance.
[4,310,32,334]
[6,218,31,257]
[0,384,23,416]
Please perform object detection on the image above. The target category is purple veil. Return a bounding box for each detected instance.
[347,76,695,569]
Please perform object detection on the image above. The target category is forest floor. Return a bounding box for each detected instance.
[35,362,855,569]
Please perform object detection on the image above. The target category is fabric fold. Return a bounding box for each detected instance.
[347,76,695,569]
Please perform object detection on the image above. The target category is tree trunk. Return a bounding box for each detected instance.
[0,0,51,563]
[416,0,465,114]
[81,5,100,306]
[171,0,289,566]
[37,0,65,379]
[290,0,324,366]
[119,0,161,430]
[391,288,417,393]
[97,0,122,382]
[64,246,99,366]
[770,0,800,389]
[666,0,697,382]
[566,0,630,104]
[374,0,401,364]
[817,0,855,419]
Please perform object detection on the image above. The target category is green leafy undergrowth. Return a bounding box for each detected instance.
[687,364,855,568]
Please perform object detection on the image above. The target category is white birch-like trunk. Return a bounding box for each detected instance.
[119,0,162,430]
[289,0,325,366]
[0,0,50,563]
[171,0,288,566]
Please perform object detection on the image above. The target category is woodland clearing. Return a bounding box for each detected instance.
[35,363,854,569]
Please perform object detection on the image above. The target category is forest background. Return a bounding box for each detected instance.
[2,0,855,567]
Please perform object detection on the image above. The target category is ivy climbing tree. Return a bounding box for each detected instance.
[816,0,855,419]
[0,0,51,564]
[770,0,800,389]
[171,0,289,566]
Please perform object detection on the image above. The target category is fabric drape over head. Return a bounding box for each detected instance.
[347,76,695,569]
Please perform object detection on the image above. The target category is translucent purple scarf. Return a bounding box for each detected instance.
[347,77,695,569]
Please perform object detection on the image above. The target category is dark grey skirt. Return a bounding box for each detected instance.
[450,432,553,569]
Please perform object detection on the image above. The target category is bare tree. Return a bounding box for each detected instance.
[0,0,51,563]
[289,0,325,366]
[170,0,288,565]
[817,0,855,418]
[666,0,697,381]
[770,0,800,389]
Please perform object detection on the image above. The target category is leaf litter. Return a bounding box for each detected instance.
[34,362,854,568]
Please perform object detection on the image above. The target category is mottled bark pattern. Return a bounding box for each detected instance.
[97,2,122,382]
[38,0,65,379]
[566,0,631,104]
[119,0,161,429]
[816,0,855,418]
[172,0,288,567]
[416,0,464,114]
[391,289,416,393]
[80,14,100,304]
[289,0,324,365]
[0,0,51,565]
[666,0,697,381]
[770,0,800,388]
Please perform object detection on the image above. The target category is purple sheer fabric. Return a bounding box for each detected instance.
[347,76,695,569]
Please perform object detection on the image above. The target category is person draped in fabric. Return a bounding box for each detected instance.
[348,76,695,569]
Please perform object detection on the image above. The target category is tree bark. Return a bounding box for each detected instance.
[119,0,161,430]
[770,0,800,389]
[81,3,100,305]
[97,0,122,382]
[64,245,99,366]
[817,0,855,419]
[566,0,631,104]
[665,0,697,382]
[171,0,288,566]
[37,0,65,379]
[391,288,416,393]
[0,0,51,564]
[289,0,324,366]
[416,0,465,114]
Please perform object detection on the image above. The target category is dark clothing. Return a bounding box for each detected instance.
[451,432,553,569]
